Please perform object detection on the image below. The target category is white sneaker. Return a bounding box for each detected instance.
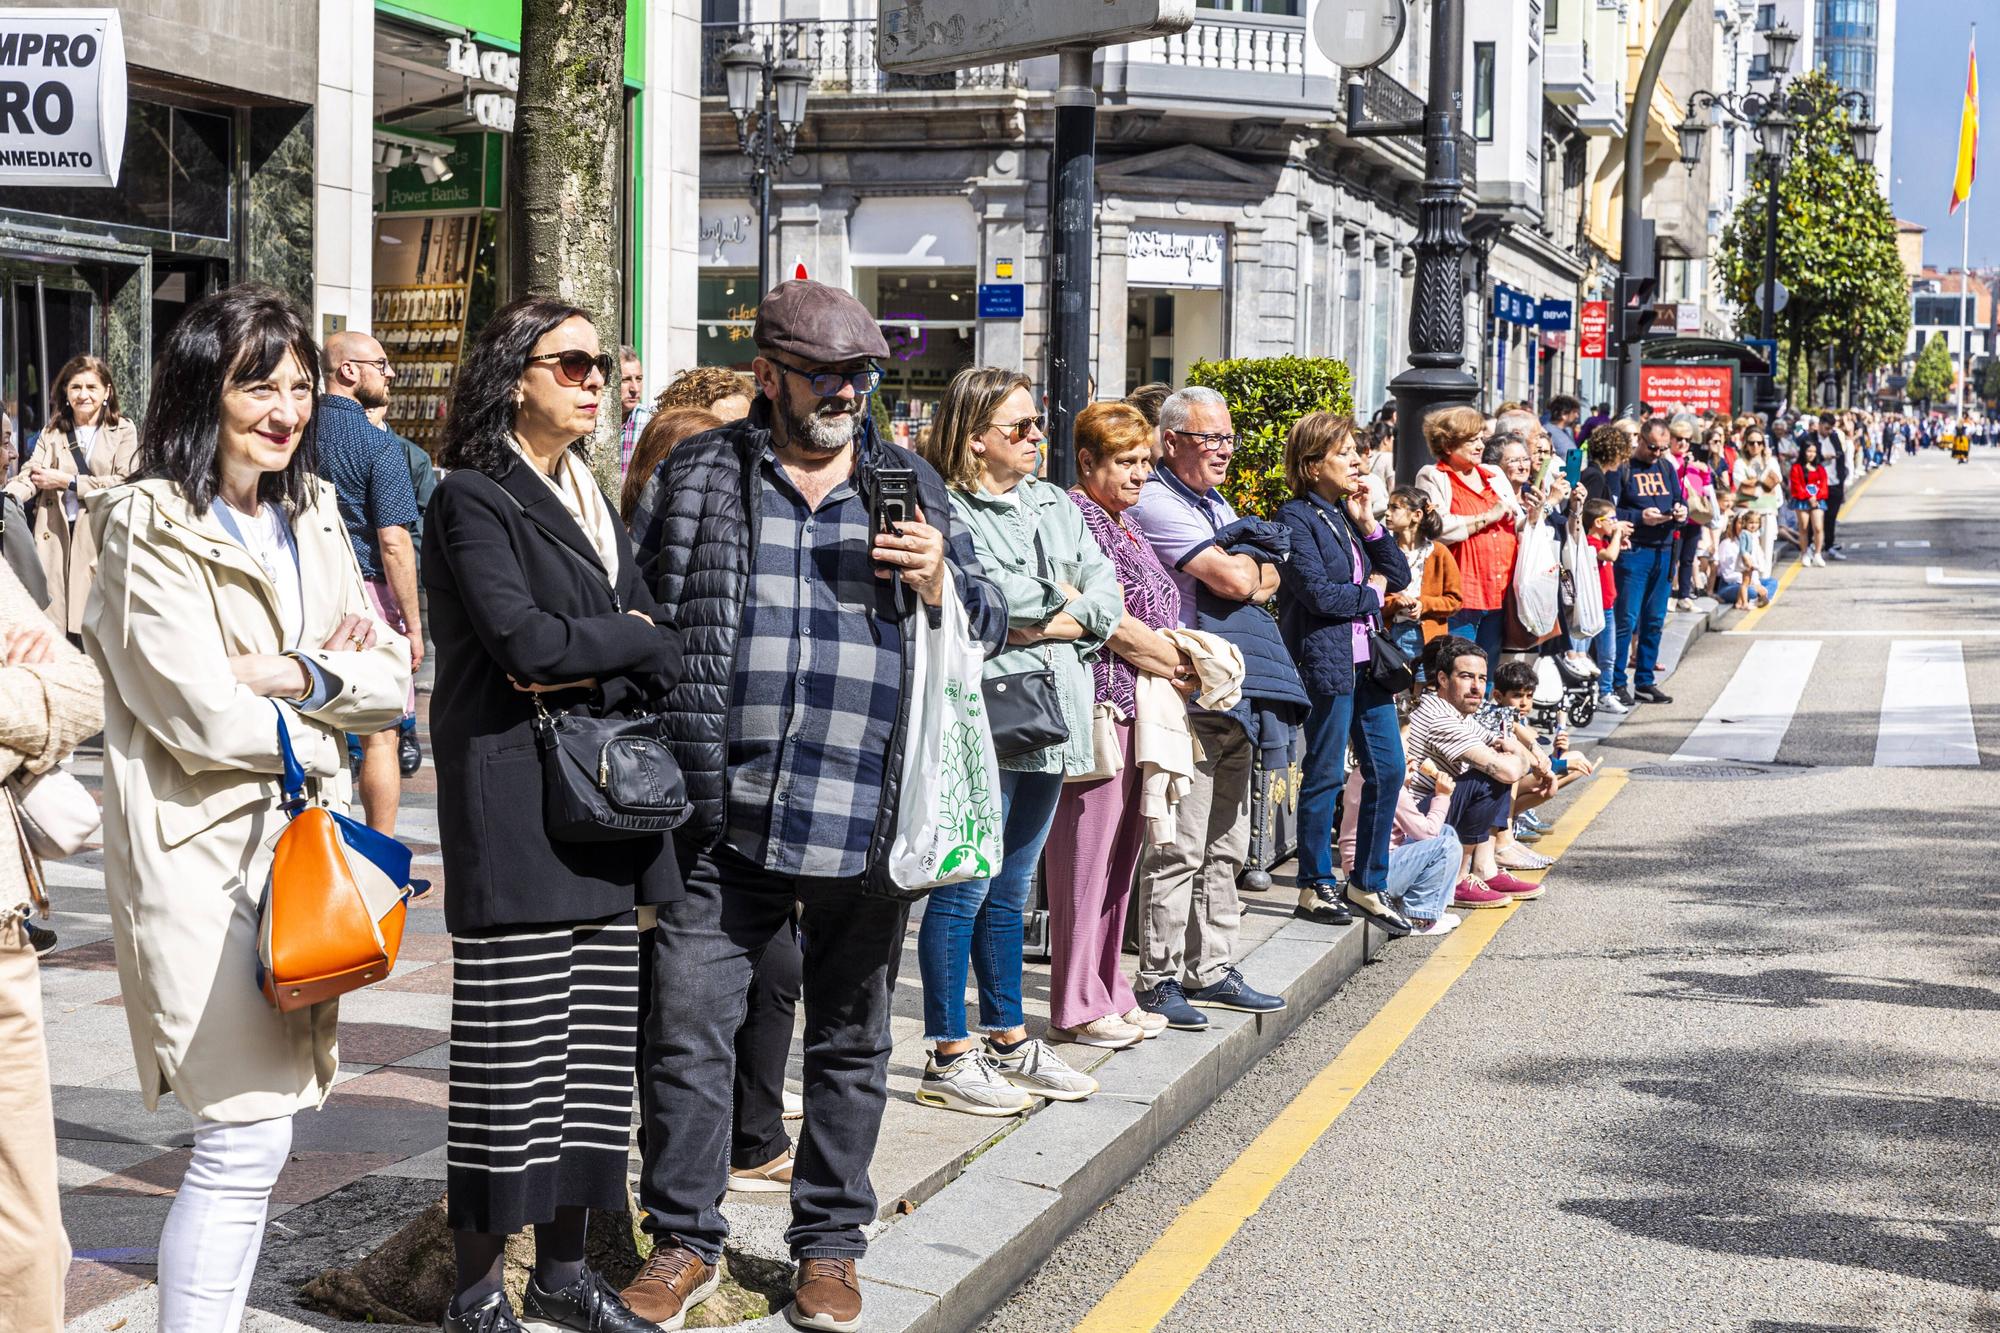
[1050,1015,1145,1049]
[916,1050,1033,1117]
[1563,651,1601,679]
[1415,914,1461,937]
[987,1037,1098,1102]
[1597,692,1630,715]
[782,1088,803,1121]
[1120,1006,1169,1039]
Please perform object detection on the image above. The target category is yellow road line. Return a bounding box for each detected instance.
[1732,463,1887,632]
[1073,772,1631,1333]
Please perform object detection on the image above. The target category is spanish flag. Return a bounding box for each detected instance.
[1951,36,1979,215]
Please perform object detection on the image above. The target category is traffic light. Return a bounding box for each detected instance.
[1612,274,1659,352]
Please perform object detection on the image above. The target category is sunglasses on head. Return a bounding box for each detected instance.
[527,350,615,386]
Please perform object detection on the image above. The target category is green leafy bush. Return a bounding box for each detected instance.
[1185,356,1355,517]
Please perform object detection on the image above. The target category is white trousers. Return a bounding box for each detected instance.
[157,1115,293,1333]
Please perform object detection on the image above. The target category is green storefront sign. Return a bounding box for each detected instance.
[381,133,505,214]
[376,0,646,87]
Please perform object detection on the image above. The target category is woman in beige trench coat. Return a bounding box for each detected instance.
[5,354,140,635]
[83,286,410,1333]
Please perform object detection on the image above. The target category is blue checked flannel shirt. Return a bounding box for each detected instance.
[723,451,905,879]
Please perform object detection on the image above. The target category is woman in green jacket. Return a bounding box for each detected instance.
[914,367,1125,1118]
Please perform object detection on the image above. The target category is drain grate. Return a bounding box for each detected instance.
[1628,763,1801,781]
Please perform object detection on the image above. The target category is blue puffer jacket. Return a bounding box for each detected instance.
[1275,493,1410,699]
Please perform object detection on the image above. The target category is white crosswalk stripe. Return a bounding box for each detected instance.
[1875,641,1981,767]
[1675,639,1821,764]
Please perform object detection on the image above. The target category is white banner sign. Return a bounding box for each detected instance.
[1126,224,1226,289]
[1675,302,1702,335]
[0,8,125,188]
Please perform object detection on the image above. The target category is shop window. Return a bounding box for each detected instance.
[867,271,977,432]
[0,102,232,240]
[698,273,761,367]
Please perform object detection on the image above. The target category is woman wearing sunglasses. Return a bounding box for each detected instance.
[422,300,683,1332]
[913,366,1128,1115]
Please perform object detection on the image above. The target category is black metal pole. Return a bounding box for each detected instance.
[1045,46,1095,490]
[1758,148,1780,412]
[1387,0,1478,485]
[756,57,773,298]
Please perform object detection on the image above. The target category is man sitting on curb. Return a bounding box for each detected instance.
[1403,637,1541,909]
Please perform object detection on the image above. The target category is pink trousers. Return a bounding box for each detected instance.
[1042,721,1143,1031]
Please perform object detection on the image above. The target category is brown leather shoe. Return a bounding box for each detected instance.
[787,1257,863,1332]
[619,1245,719,1331]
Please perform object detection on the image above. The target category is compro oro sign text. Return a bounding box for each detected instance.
[0,7,125,188]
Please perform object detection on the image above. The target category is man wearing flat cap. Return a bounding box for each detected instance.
[624,281,1005,1332]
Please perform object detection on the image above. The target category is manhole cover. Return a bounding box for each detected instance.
[1628,763,1799,781]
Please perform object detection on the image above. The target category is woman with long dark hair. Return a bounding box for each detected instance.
[5,353,140,635]
[424,299,683,1332]
[83,285,411,1331]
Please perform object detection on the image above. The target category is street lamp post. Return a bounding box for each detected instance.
[1675,23,1879,413]
[721,37,813,299]
[1342,0,1477,484]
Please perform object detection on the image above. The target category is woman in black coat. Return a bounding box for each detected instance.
[423,298,682,1333]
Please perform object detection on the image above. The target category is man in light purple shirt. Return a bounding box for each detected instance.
[1121,386,1286,1031]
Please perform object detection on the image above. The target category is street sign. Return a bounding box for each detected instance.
[977,283,1024,320]
[1312,0,1407,71]
[1579,301,1610,360]
[1675,303,1702,336]
[1640,362,1735,415]
[0,7,126,188]
[878,0,1195,74]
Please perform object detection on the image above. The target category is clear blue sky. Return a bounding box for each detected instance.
[1889,1,1991,267]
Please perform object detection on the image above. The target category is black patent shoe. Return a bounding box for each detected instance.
[443,1291,525,1333]
[522,1268,661,1333]
[399,728,424,777]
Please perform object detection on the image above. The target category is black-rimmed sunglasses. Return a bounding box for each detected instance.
[527,350,616,386]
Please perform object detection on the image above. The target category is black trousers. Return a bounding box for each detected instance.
[1824,481,1846,549]
[733,914,802,1169]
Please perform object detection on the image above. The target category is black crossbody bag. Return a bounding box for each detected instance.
[981,530,1069,759]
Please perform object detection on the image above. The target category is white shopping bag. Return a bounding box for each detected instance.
[1566,532,1606,640]
[1512,521,1563,638]
[885,580,1004,894]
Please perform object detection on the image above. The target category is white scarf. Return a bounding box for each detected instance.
[512,442,620,580]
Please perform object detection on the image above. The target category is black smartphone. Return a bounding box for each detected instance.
[872,467,916,550]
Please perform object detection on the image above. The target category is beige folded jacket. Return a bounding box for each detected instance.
[1134,630,1247,844]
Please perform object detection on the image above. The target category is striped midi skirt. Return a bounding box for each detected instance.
[445,912,640,1233]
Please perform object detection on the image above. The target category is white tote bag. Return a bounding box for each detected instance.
[885,580,1005,894]
[1512,521,1564,638]
[1565,533,1606,640]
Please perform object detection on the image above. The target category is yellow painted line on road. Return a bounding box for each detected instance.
[1732,464,1889,632]
[1074,771,1631,1333]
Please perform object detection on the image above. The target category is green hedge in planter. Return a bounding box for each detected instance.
[1185,356,1356,518]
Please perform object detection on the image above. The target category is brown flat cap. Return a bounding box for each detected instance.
[754,280,890,363]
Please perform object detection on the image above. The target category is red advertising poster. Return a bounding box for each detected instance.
[1579,301,1610,360]
[1640,363,1735,415]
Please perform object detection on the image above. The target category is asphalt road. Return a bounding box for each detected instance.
[984,446,2000,1333]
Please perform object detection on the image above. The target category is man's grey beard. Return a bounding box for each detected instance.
[786,399,860,454]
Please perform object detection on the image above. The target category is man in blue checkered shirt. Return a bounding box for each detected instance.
[623,282,1003,1332]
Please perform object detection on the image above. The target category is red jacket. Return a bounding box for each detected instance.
[1788,463,1828,502]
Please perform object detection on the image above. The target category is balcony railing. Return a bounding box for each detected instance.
[1151,15,1307,77]
[700,20,1017,99]
[1356,67,1478,196]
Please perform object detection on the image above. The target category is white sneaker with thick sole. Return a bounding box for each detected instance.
[1415,913,1461,937]
[1050,1015,1145,1049]
[988,1037,1098,1102]
[916,1051,1033,1116]
[782,1088,803,1120]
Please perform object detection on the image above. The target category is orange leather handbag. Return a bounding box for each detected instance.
[258,709,428,1012]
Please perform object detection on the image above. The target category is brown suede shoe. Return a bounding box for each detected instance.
[619,1245,719,1331]
[787,1257,863,1332]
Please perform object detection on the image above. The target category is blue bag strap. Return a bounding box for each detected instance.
[273,702,307,812]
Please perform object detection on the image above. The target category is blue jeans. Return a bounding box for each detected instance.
[1296,676,1406,893]
[1389,620,1425,679]
[1716,576,1779,605]
[1612,545,1674,691]
[916,768,1064,1042]
[1448,606,1507,673]
[1585,621,1616,694]
[1390,830,1463,924]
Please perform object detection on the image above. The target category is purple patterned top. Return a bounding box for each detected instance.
[1069,488,1183,716]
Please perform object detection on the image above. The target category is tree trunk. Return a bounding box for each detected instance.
[512,0,628,499]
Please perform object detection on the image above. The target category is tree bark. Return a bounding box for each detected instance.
[512,0,628,499]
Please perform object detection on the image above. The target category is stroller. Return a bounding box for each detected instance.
[1530,653,1597,732]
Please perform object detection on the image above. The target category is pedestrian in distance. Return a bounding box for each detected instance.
[617,344,651,473]
[1610,417,1685,707]
[83,284,412,1333]
[652,364,754,423]
[627,279,1005,1333]
[1275,413,1413,936]
[1415,404,1522,673]
[914,366,1127,1114]
[1789,437,1831,567]
[422,299,685,1333]
[4,353,139,639]
[0,562,102,1330]
[619,407,722,527]
[1043,402,1194,1050]
[318,330,425,833]
[363,401,437,779]
[1813,412,1852,558]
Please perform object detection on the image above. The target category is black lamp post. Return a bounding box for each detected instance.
[1342,0,1476,485]
[721,37,813,299]
[1674,24,1879,412]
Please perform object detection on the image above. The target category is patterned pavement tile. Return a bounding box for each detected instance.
[337,1020,445,1067]
[271,1152,405,1205]
[377,960,454,994]
[57,1137,166,1190]
[63,1257,153,1320]
[42,938,120,972]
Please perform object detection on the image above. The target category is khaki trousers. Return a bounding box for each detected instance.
[0,914,67,1329]
[1136,711,1252,992]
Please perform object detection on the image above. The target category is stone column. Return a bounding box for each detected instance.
[771,182,829,290]
[313,0,374,340]
[1228,222,1266,358]
[1095,218,1130,399]
[972,168,1029,371]
[242,105,316,305]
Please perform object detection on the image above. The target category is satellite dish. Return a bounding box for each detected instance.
[1313,0,1408,71]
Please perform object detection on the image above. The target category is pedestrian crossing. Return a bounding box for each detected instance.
[1673,637,1987,768]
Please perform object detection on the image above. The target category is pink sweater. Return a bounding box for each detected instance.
[1337,768,1450,874]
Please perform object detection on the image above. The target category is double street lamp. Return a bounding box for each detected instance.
[720,36,814,300]
[1673,23,1880,408]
